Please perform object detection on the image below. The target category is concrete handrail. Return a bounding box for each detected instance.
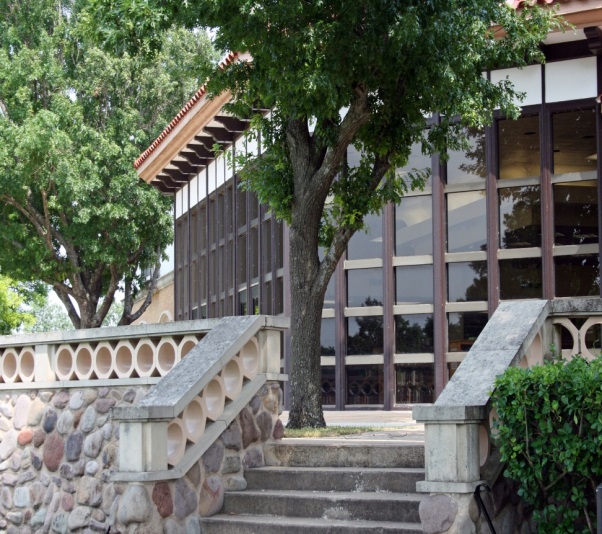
[413,297,602,494]
[111,315,288,482]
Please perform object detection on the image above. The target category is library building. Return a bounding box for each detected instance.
[134,2,602,410]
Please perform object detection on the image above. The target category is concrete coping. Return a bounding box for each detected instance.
[412,404,485,423]
[113,315,289,421]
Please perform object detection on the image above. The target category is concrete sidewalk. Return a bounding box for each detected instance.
[279,410,425,444]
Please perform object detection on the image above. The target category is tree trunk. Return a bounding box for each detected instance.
[286,219,328,428]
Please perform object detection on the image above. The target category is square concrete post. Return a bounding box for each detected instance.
[257,329,281,376]
[34,344,55,382]
[119,421,168,472]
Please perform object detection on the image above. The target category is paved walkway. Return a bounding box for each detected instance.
[279,410,425,444]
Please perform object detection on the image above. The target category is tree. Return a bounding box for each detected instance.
[0,0,218,329]
[0,275,46,334]
[85,0,558,426]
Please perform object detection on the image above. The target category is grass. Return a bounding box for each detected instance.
[283,426,399,438]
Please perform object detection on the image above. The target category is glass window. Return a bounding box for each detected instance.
[552,109,596,176]
[447,191,487,253]
[397,142,432,190]
[320,318,336,356]
[346,365,383,405]
[499,258,542,299]
[553,181,598,246]
[347,316,383,355]
[347,213,383,260]
[347,269,383,308]
[498,115,540,181]
[448,261,487,302]
[555,255,599,297]
[275,276,284,315]
[446,127,486,185]
[395,196,433,256]
[395,265,433,305]
[395,314,433,353]
[250,226,259,280]
[251,285,259,314]
[236,186,247,228]
[499,186,541,249]
[237,234,247,287]
[448,312,488,352]
[239,289,247,315]
[323,273,335,310]
[395,364,434,404]
[321,366,336,405]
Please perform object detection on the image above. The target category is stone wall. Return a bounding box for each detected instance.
[419,475,534,534]
[0,381,283,533]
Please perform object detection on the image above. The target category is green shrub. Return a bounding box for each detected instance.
[491,355,602,533]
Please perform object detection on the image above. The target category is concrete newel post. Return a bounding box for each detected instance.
[256,328,281,375]
[413,405,486,494]
[119,420,169,472]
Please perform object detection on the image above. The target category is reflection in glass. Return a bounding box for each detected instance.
[447,191,487,253]
[499,115,540,180]
[346,365,384,405]
[499,258,542,299]
[395,364,434,404]
[553,181,598,246]
[395,314,433,353]
[555,255,600,297]
[239,289,247,315]
[347,316,383,355]
[323,273,335,309]
[321,366,336,405]
[395,196,433,256]
[499,186,541,248]
[320,318,336,356]
[552,109,596,175]
[448,312,488,352]
[446,127,485,185]
[395,265,433,304]
[347,269,383,308]
[397,142,432,190]
[447,261,487,302]
[348,213,383,260]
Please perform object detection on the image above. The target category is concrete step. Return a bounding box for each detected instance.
[264,439,424,468]
[221,489,424,523]
[245,466,425,493]
[200,514,424,533]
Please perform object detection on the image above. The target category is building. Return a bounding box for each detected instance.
[135,3,602,410]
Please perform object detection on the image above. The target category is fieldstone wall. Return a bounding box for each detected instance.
[0,381,283,533]
[419,475,534,534]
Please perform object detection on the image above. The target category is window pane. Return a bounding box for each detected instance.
[323,273,335,310]
[320,318,336,356]
[321,366,336,405]
[397,142,432,190]
[499,258,542,299]
[447,191,487,253]
[554,181,598,246]
[346,365,384,405]
[237,234,247,287]
[447,261,488,302]
[395,364,434,404]
[446,127,485,185]
[553,109,596,176]
[347,213,383,260]
[395,196,432,256]
[395,314,433,353]
[499,115,540,181]
[395,265,433,305]
[347,316,383,355]
[499,186,541,249]
[555,255,600,297]
[347,269,383,307]
[448,312,488,352]
[239,289,247,315]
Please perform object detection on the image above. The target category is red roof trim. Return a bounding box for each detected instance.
[134,51,239,170]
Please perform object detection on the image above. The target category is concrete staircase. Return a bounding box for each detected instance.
[200,439,426,533]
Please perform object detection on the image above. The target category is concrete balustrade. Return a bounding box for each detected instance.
[182,396,206,443]
[167,418,187,466]
[156,337,178,375]
[134,338,157,377]
[74,343,94,380]
[55,344,76,381]
[221,357,243,400]
[202,376,226,421]
[93,341,116,379]
[239,337,259,378]
[179,335,200,359]
[1,348,19,383]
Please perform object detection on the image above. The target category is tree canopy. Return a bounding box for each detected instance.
[0,275,46,334]
[0,0,218,329]
[85,0,558,425]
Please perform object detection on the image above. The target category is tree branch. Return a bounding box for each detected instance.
[91,265,119,328]
[53,283,81,329]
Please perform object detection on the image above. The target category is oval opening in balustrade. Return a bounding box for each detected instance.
[156,339,177,375]
[167,419,186,466]
[55,345,75,381]
[114,342,135,378]
[134,340,156,377]
[75,344,94,380]
[182,397,206,443]
[18,348,35,382]
[239,337,259,379]
[93,343,115,379]
[222,358,243,400]
[479,424,490,467]
[2,349,19,383]
[178,336,198,360]
[202,377,225,421]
